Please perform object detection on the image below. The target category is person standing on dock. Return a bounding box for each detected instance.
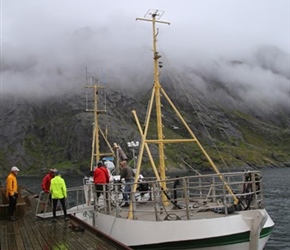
[93,161,110,203]
[120,161,135,207]
[40,168,57,213]
[49,171,69,222]
[6,166,20,221]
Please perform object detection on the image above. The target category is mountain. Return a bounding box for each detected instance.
[0,45,289,176]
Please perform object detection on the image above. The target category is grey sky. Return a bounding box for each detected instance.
[1,0,289,105]
[2,1,288,52]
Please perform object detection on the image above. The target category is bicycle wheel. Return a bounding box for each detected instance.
[110,189,124,206]
[135,186,152,204]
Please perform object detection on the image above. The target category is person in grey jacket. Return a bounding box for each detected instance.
[120,161,135,207]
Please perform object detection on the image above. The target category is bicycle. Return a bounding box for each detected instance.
[109,180,152,207]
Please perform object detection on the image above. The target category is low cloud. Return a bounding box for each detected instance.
[1,1,289,110]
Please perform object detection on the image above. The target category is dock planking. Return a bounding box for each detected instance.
[0,194,131,250]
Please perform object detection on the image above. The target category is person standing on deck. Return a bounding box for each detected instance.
[40,168,57,213]
[93,161,110,203]
[120,161,135,207]
[6,166,20,221]
[50,171,69,222]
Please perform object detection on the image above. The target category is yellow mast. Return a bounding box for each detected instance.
[130,10,239,218]
[136,10,170,194]
[86,79,115,171]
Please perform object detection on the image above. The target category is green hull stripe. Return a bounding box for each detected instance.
[260,226,273,238]
[132,226,274,250]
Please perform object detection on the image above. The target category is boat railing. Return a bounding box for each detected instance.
[79,170,264,221]
[36,170,263,220]
[35,185,91,218]
[171,171,263,210]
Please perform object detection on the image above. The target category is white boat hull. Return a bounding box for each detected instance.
[75,208,274,249]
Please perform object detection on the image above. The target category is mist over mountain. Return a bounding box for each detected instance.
[1,0,290,175]
[0,38,289,175]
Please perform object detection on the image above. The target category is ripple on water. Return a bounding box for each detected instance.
[262,168,290,250]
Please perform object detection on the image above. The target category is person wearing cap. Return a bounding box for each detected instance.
[40,168,57,213]
[120,160,135,207]
[50,171,69,222]
[6,166,20,221]
[93,161,110,204]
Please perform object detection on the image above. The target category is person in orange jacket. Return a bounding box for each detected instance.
[6,166,20,221]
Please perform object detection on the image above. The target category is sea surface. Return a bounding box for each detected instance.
[1,167,289,249]
[261,168,290,250]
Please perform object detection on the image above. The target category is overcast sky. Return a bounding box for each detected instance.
[2,1,289,52]
[0,0,289,103]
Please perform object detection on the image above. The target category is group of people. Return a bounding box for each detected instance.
[5,159,135,221]
[93,160,135,207]
[5,166,68,222]
[41,168,69,222]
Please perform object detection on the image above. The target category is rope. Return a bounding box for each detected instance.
[160,187,182,210]
[156,41,231,173]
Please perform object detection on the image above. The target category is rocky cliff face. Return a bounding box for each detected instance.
[1,46,289,175]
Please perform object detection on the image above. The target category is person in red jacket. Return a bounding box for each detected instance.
[40,168,57,213]
[93,161,110,203]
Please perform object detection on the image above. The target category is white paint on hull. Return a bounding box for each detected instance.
[75,208,273,249]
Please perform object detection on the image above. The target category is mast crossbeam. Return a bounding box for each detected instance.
[146,139,197,144]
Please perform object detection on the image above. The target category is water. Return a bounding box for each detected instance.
[261,168,290,250]
[1,168,289,249]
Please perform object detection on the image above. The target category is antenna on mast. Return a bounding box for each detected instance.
[144,9,164,18]
[85,66,88,84]
[136,9,170,25]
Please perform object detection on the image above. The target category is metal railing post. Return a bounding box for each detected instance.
[182,178,190,220]
[152,183,160,221]
[222,175,228,215]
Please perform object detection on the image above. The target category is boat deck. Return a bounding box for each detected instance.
[103,201,231,221]
[0,192,132,250]
[90,170,263,223]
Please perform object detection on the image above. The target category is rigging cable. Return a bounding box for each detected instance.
[156,41,231,173]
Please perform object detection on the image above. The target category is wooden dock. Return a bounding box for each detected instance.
[0,191,132,250]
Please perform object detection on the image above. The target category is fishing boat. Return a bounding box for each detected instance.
[74,10,274,250]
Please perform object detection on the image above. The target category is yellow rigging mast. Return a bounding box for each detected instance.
[85,78,114,171]
[129,10,238,219]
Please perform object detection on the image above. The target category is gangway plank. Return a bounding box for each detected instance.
[36,205,95,218]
